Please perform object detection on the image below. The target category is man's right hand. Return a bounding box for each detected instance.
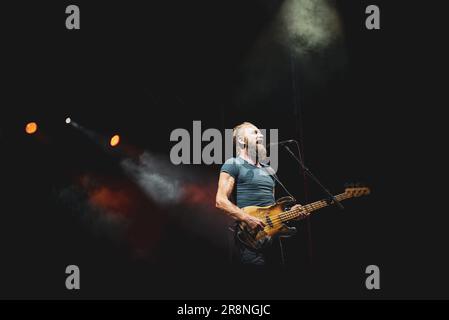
[242,214,265,230]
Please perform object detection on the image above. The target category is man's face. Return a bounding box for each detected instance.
[242,125,267,162]
[243,125,264,147]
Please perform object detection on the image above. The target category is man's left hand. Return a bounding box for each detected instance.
[290,204,305,218]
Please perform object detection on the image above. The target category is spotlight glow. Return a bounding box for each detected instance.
[110,134,120,147]
[65,117,71,124]
[280,0,342,56]
[25,122,38,135]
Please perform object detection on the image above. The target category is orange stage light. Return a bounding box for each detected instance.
[110,134,120,147]
[25,122,38,135]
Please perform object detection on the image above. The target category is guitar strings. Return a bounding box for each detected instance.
[259,191,368,230]
[262,194,348,228]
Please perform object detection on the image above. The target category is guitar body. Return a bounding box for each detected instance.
[236,196,297,251]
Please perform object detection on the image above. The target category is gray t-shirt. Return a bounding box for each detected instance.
[220,157,275,208]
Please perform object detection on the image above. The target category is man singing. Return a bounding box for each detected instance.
[215,122,302,265]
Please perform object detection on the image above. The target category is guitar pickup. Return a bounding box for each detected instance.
[265,216,274,228]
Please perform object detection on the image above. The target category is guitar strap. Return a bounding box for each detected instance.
[261,165,296,203]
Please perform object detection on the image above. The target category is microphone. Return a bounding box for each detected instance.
[267,139,296,147]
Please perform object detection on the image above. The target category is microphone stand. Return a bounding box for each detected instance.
[283,141,344,210]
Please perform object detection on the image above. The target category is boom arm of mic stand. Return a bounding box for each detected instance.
[283,144,344,210]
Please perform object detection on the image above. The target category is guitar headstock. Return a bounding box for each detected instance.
[344,184,371,197]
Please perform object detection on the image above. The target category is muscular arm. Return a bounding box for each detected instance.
[215,172,265,229]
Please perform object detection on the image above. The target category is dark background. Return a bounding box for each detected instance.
[0,0,446,299]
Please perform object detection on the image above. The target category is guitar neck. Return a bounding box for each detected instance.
[279,193,351,222]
